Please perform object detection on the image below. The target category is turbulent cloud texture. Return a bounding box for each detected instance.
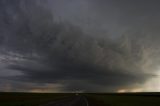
[0,0,160,92]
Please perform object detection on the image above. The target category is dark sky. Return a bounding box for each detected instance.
[0,0,160,92]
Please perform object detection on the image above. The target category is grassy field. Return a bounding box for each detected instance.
[0,92,74,106]
[86,93,160,106]
[0,92,160,106]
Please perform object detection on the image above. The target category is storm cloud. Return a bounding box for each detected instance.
[0,0,160,92]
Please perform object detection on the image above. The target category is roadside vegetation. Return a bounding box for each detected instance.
[86,93,160,106]
[0,92,73,106]
[1,93,160,106]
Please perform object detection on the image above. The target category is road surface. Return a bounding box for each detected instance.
[41,95,89,106]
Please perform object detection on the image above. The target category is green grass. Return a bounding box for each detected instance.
[0,92,74,106]
[1,92,160,106]
[86,93,160,106]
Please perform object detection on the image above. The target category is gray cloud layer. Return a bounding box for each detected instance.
[0,0,160,92]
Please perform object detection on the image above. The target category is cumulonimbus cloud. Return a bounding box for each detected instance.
[0,0,160,92]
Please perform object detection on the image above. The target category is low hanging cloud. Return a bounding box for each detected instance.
[0,0,160,92]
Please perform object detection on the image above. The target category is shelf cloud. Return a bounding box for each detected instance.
[0,0,160,92]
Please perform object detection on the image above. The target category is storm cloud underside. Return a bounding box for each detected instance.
[0,0,160,92]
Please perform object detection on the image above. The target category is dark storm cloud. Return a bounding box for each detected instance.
[0,0,160,92]
[90,0,160,29]
[47,0,160,39]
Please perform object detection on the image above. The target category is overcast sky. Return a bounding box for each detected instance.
[1,0,160,92]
